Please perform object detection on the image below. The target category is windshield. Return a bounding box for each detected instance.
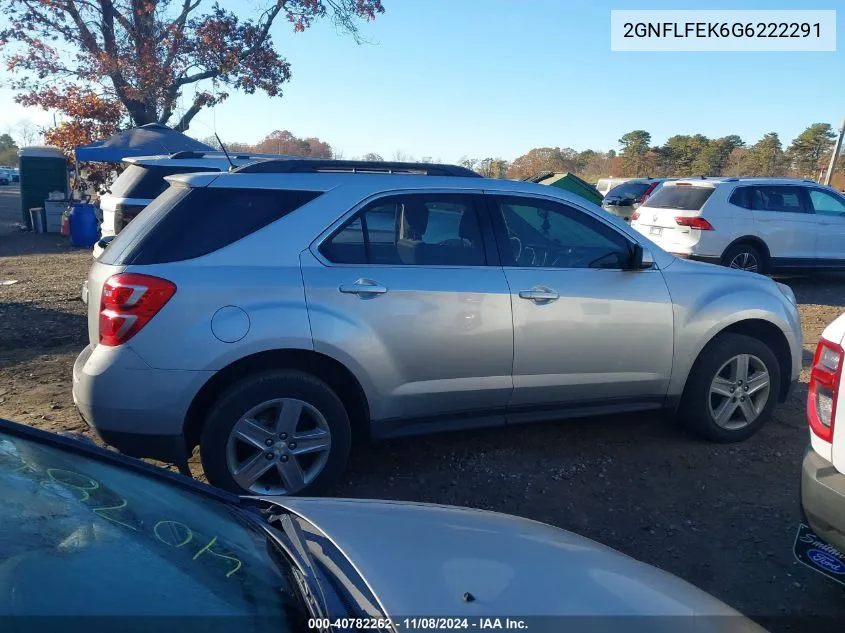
[108,164,219,199]
[605,182,651,202]
[641,185,715,211]
[0,429,308,627]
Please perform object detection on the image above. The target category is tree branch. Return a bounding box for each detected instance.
[174,95,205,131]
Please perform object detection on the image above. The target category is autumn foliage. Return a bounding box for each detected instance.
[0,0,384,173]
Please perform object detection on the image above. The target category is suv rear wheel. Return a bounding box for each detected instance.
[721,242,766,274]
[200,369,352,496]
[679,333,781,442]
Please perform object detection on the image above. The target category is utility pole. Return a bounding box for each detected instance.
[824,116,845,186]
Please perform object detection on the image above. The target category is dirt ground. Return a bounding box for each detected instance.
[2,183,845,629]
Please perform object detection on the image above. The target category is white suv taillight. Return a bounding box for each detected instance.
[99,273,176,346]
[807,338,844,443]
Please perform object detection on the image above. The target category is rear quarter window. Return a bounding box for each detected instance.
[104,187,322,265]
[109,164,221,199]
[642,185,715,211]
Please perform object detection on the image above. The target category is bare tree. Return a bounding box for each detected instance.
[11,119,41,147]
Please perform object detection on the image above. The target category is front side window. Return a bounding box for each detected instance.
[321,194,486,266]
[809,189,845,217]
[749,186,807,213]
[491,196,632,269]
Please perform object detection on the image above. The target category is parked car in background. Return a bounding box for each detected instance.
[595,177,633,198]
[0,169,10,186]
[97,151,294,243]
[11,168,19,183]
[601,178,667,222]
[630,177,845,274]
[0,417,767,630]
[798,312,845,585]
[74,159,801,497]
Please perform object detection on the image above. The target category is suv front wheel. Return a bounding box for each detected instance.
[200,369,352,496]
[679,333,781,442]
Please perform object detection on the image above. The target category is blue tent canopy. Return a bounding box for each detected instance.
[74,123,214,162]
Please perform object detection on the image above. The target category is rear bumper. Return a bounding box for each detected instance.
[801,449,845,553]
[72,343,213,462]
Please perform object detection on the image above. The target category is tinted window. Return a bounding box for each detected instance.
[108,164,220,199]
[605,182,651,202]
[809,189,845,217]
[728,187,751,209]
[642,185,715,211]
[104,187,321,265]
[749,186,806,213]
[321,194,486,266]
[492,196,631,269]
[0,431,307,626]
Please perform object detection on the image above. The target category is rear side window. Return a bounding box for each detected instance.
[320,194,486,266]
[642,185,715,211]
[728,187,751,209]
[749,186,807,213]
[104,187,321,265]
[109,164,220,199]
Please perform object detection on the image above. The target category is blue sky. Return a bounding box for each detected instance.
[1,0,843,161]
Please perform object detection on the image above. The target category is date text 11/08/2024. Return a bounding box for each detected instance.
[308,618,529,630]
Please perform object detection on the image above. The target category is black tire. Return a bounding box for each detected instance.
[721,242,766,274]
[200,369,352,496]
[678,333,781,443]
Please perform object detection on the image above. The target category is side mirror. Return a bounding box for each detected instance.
[629,244,655,270]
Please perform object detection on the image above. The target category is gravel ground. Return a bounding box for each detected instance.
[1,183,845,629]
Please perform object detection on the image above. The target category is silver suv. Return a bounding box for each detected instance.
[73,159,803,496]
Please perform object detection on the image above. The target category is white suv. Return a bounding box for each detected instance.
[799,313,845,582]
[630,177,845,274]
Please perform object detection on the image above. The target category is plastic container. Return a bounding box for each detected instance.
[69,203,99,247]
[29,207,46,233]
[44,199,69,233]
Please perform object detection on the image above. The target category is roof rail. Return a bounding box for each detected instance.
[233,159,482,178]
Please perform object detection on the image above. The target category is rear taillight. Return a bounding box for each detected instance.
[807,338,843,443]
[631,210,641,221]
[675,216,714,231]
[639,182,659,204]
[99,273,176,346]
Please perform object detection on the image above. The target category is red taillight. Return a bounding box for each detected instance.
[631,210,641,221]
[675,216,714,231]
[639,182,659,204]
[99,273,176,346]
[807,338,843,443]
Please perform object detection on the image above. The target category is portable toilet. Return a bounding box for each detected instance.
[18,146,68,230]
[526,171,604,206]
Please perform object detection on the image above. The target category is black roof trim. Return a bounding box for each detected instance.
[232,159,482,178]
[168,151,207,159]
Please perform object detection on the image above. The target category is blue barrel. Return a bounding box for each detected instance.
[69,203,99,247]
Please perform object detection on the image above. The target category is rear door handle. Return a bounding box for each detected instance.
[339,279,388,296]
[518,288,559,302]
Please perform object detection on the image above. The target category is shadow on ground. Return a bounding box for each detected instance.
[0,302,87,366]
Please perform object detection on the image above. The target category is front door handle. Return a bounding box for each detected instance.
[518,288,560,302]
[339,279,388,296]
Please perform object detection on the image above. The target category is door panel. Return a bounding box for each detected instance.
[808,188,845,264]
[487,194,674,409]
[748,185,816,261]
[301,192,514,423]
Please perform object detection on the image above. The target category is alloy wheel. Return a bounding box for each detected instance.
[225,398,331,495]
[708,354,771,431]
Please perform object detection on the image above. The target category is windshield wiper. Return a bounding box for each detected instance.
[239,501,330,623]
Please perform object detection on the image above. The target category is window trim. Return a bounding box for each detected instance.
[311,189,500,268]
[748,184,814,215]
[808,187,845,217]
[484,193,641,272]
